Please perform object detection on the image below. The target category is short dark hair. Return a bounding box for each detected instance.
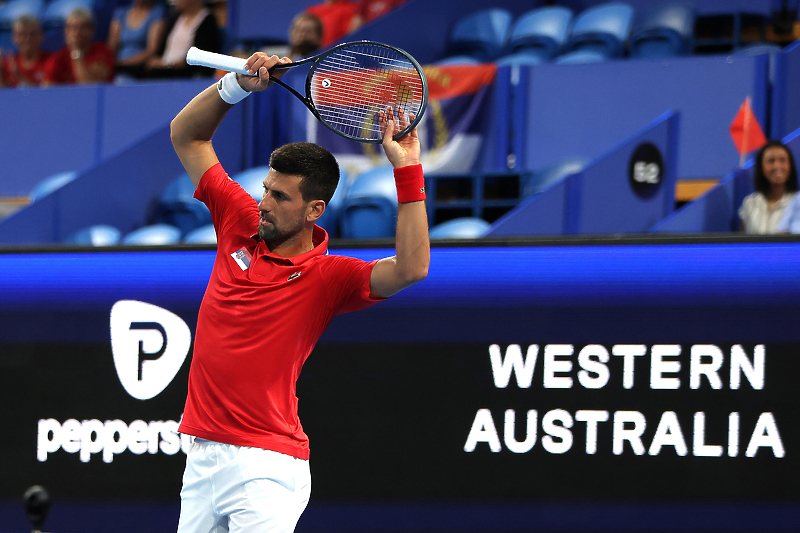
[293,13,323,40]
[753,140,798,194]
[269,142,339,204]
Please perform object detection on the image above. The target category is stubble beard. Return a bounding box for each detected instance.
[258,212,306,247]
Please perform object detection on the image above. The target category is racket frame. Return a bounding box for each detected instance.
[269,40,428,144]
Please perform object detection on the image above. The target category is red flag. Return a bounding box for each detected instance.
[729,96,767,156]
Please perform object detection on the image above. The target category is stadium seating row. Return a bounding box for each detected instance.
[439,2,700,66]
[36,164,489,246]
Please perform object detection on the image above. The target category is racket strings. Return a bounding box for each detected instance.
[310,44,425,140]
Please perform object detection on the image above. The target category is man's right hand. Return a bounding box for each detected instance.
[236,53,292,92]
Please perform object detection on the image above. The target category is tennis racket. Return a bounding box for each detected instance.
[186,41,428,144]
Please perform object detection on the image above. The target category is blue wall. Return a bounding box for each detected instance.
[772,40,800,139]
[517,54,768,179]
[488,111,679,236]
[230,0,318,43]
[0,109,244,245]
[0,80,214,197]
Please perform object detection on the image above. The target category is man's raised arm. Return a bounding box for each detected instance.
[170,53,290,187]
[369,107,430,298]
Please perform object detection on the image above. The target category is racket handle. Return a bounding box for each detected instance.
[186,47,248,75]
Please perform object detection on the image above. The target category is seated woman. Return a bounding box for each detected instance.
[107,0,167,80]
[739,140,798,234]
[142,0,219,79]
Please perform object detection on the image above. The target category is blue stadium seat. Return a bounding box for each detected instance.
[232,166,271,203]
[0,0,45,30]
[523,159,586,196]
[629,2,695,59]
[564,2,635,59]
[496,50,547,67]
[434,55,482,66]
[315,169,348,238]
[160,172,197,203]
[28,170,77,202]
[503,6,574,63]
[554,49,608,65]
[155,173,211,237]
[445,8,513,63]
[183,223,217,244]
[63,224,121,246]
[41,0,95,28]
[429,217,489,239]
[121,224,182,245]
[340,166,397,239]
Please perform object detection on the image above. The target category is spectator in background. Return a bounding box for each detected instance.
[0,14,49,87]
[348,0,408,33]
[107,0,167,80]
[44,8,115,85]
[305,0,358,47]
[261,13,323,61]
[739,140,798,234]
[143,0,220,78]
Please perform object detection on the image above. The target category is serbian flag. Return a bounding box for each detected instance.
[312,63,497,175]
[729,96,767,162]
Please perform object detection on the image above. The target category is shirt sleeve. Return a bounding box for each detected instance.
[44,52,64,84]
[322,255,385,315]
[194,163,259,237]
[777,196,797,233]
[94,44,116,81]
[738,193,754,225]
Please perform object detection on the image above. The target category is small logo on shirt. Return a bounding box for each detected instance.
[288,272,301,281]
[231,247,253,271]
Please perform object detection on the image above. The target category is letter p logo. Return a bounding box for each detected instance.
[110,301,191,400]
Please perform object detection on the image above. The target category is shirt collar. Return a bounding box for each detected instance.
[250,225,329,265]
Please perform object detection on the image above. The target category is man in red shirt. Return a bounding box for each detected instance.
[170,51,429,532]
[0,15,50,87]
[44,8,115,85]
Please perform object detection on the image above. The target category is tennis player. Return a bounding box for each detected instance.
[170,51,429,532]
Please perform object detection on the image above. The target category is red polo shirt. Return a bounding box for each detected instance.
[1,52,50,87]
[179,163,383,459]
[44,42,115,84]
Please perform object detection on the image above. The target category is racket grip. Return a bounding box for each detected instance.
[186,47,249,75]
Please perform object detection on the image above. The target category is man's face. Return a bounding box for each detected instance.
[12,21,43,56]
[290,17,321,50]
[257,169,311,245]
[64,15,94,52]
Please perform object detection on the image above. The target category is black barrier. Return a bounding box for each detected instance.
[1,236,799,531]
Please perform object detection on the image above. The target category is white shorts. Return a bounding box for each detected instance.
[177,438,311,533]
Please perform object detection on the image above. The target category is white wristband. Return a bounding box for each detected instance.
[217,72,250,104]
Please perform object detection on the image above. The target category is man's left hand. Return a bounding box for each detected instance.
[380,106,420,169]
